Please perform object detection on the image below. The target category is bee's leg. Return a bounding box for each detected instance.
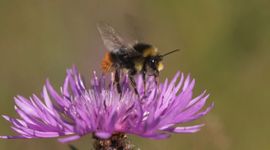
[115,69,122,94]
[142,71,146,95]
[154,72,159,86]
[129,75,139,95]
[141,63,147,95]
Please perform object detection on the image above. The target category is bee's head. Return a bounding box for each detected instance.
[145,49,180,76]
[146,56,164,77]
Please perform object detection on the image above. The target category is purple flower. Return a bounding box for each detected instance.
[1,66,213,142]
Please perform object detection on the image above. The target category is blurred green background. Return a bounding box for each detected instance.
[0,0,269,150]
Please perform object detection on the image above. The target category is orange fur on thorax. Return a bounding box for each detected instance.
[101,52,113,72]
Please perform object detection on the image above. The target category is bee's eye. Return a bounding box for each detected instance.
[151,59,155,63]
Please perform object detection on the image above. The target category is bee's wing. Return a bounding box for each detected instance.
[97,22,133,53]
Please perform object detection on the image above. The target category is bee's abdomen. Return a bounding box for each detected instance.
[101,52,113,72]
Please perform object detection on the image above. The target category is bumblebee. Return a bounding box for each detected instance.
[97,23,179,94]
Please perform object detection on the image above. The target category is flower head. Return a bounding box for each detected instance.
[1,66,213,142]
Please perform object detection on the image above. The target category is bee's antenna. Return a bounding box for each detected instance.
[161,49,180,57]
